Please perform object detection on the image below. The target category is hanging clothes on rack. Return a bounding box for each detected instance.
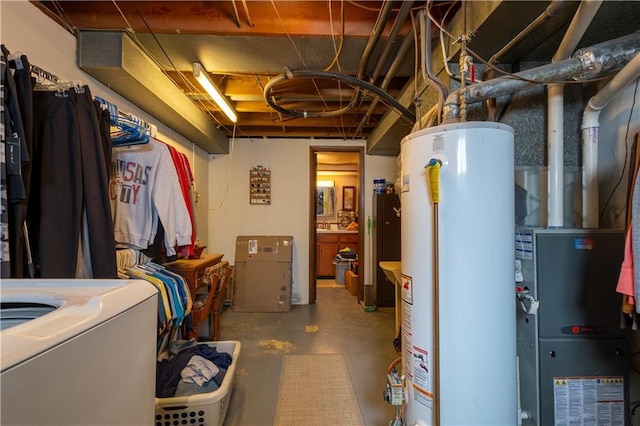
[1,52,9,277]
[1,46,31,278]
[93,99,113,176]
[3,51,118,279]
[8,51,35,278]
[156,138,197,257]
[95,96,153,147]
[181,152,198,237]
[110,138,193,260]
[116,247,152,278]
[125,260,193,359]
[616,132,640,329]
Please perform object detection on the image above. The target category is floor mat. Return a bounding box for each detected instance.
[273,354,364,426]
[317,279,344,288]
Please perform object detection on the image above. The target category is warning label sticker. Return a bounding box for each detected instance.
[410,345,432,409]
[412,345,429,392]
[515,232,533,260]
[413,383,433,409]
[401,274,413,304]
[401,174,410,193]
[553,376,624,425]
[402,308,413,379]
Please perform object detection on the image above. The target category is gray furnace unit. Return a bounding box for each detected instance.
[515,228,629,425]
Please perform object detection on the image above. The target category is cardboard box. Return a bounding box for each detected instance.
[232,236,293,312]
[345,270,358,296]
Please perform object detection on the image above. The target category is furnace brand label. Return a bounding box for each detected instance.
[553,376,624,425]
[574,237,595,250]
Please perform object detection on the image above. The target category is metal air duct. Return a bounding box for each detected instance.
[77,31,229,154]
[442,31,640,122]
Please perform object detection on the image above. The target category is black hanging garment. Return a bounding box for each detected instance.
[1,45,30,278]
[29,84,117,278]
[0,53,9,277]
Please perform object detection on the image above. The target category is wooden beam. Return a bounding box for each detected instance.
[227,127,373,138]
[34,1,395,36]
[199,100,391,115]
[212,112,377,128]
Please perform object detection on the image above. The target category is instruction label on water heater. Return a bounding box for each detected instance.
[432,134,445,152]
[553,376,624,425]
[401,174,410,193]
[412,346,429,390]
[412,345,433,409]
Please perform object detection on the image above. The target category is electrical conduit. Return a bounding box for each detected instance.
[548,0,603,228]
[582,52,640,228]
[413,7,448,132]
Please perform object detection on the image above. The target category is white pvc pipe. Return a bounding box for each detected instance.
[551,0,603,63]
[547,0,603,228]
[582,52,640,228]
[548,84,565,227]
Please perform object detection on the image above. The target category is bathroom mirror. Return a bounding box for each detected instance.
[316,187,335,216]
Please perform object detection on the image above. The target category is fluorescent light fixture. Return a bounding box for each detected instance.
[193,62,237,123]
[317,180,335,187]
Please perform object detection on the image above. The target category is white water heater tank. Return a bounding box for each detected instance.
[399,122,517,425]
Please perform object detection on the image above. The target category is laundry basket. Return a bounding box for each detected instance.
[155,341,241,426]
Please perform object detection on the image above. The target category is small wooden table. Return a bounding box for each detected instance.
[164,253,224,339]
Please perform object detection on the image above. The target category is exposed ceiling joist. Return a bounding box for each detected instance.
[35,1,640,156]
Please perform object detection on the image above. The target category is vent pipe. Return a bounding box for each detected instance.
[582,52,640,228]
[442,31,640,122]
[547,0,602,228]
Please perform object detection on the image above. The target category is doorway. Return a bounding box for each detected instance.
[309,147,365,304]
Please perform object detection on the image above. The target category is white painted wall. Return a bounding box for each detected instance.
[0,0,211,246]
[208,138,397,304]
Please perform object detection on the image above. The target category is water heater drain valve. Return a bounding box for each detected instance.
[384,371,406,406]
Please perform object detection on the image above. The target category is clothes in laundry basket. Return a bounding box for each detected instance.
[173,369,227,397]
[181,355,222,386]
[156,344,232,397]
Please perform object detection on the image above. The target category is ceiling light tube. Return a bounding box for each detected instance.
[193,62,237,123]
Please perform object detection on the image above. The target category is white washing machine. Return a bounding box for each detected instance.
[1,279,158,425]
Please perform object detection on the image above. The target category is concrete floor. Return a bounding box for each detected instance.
[220,283,399,426]
[218,283,640,425]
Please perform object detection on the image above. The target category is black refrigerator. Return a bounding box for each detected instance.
[372,193,401,307]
